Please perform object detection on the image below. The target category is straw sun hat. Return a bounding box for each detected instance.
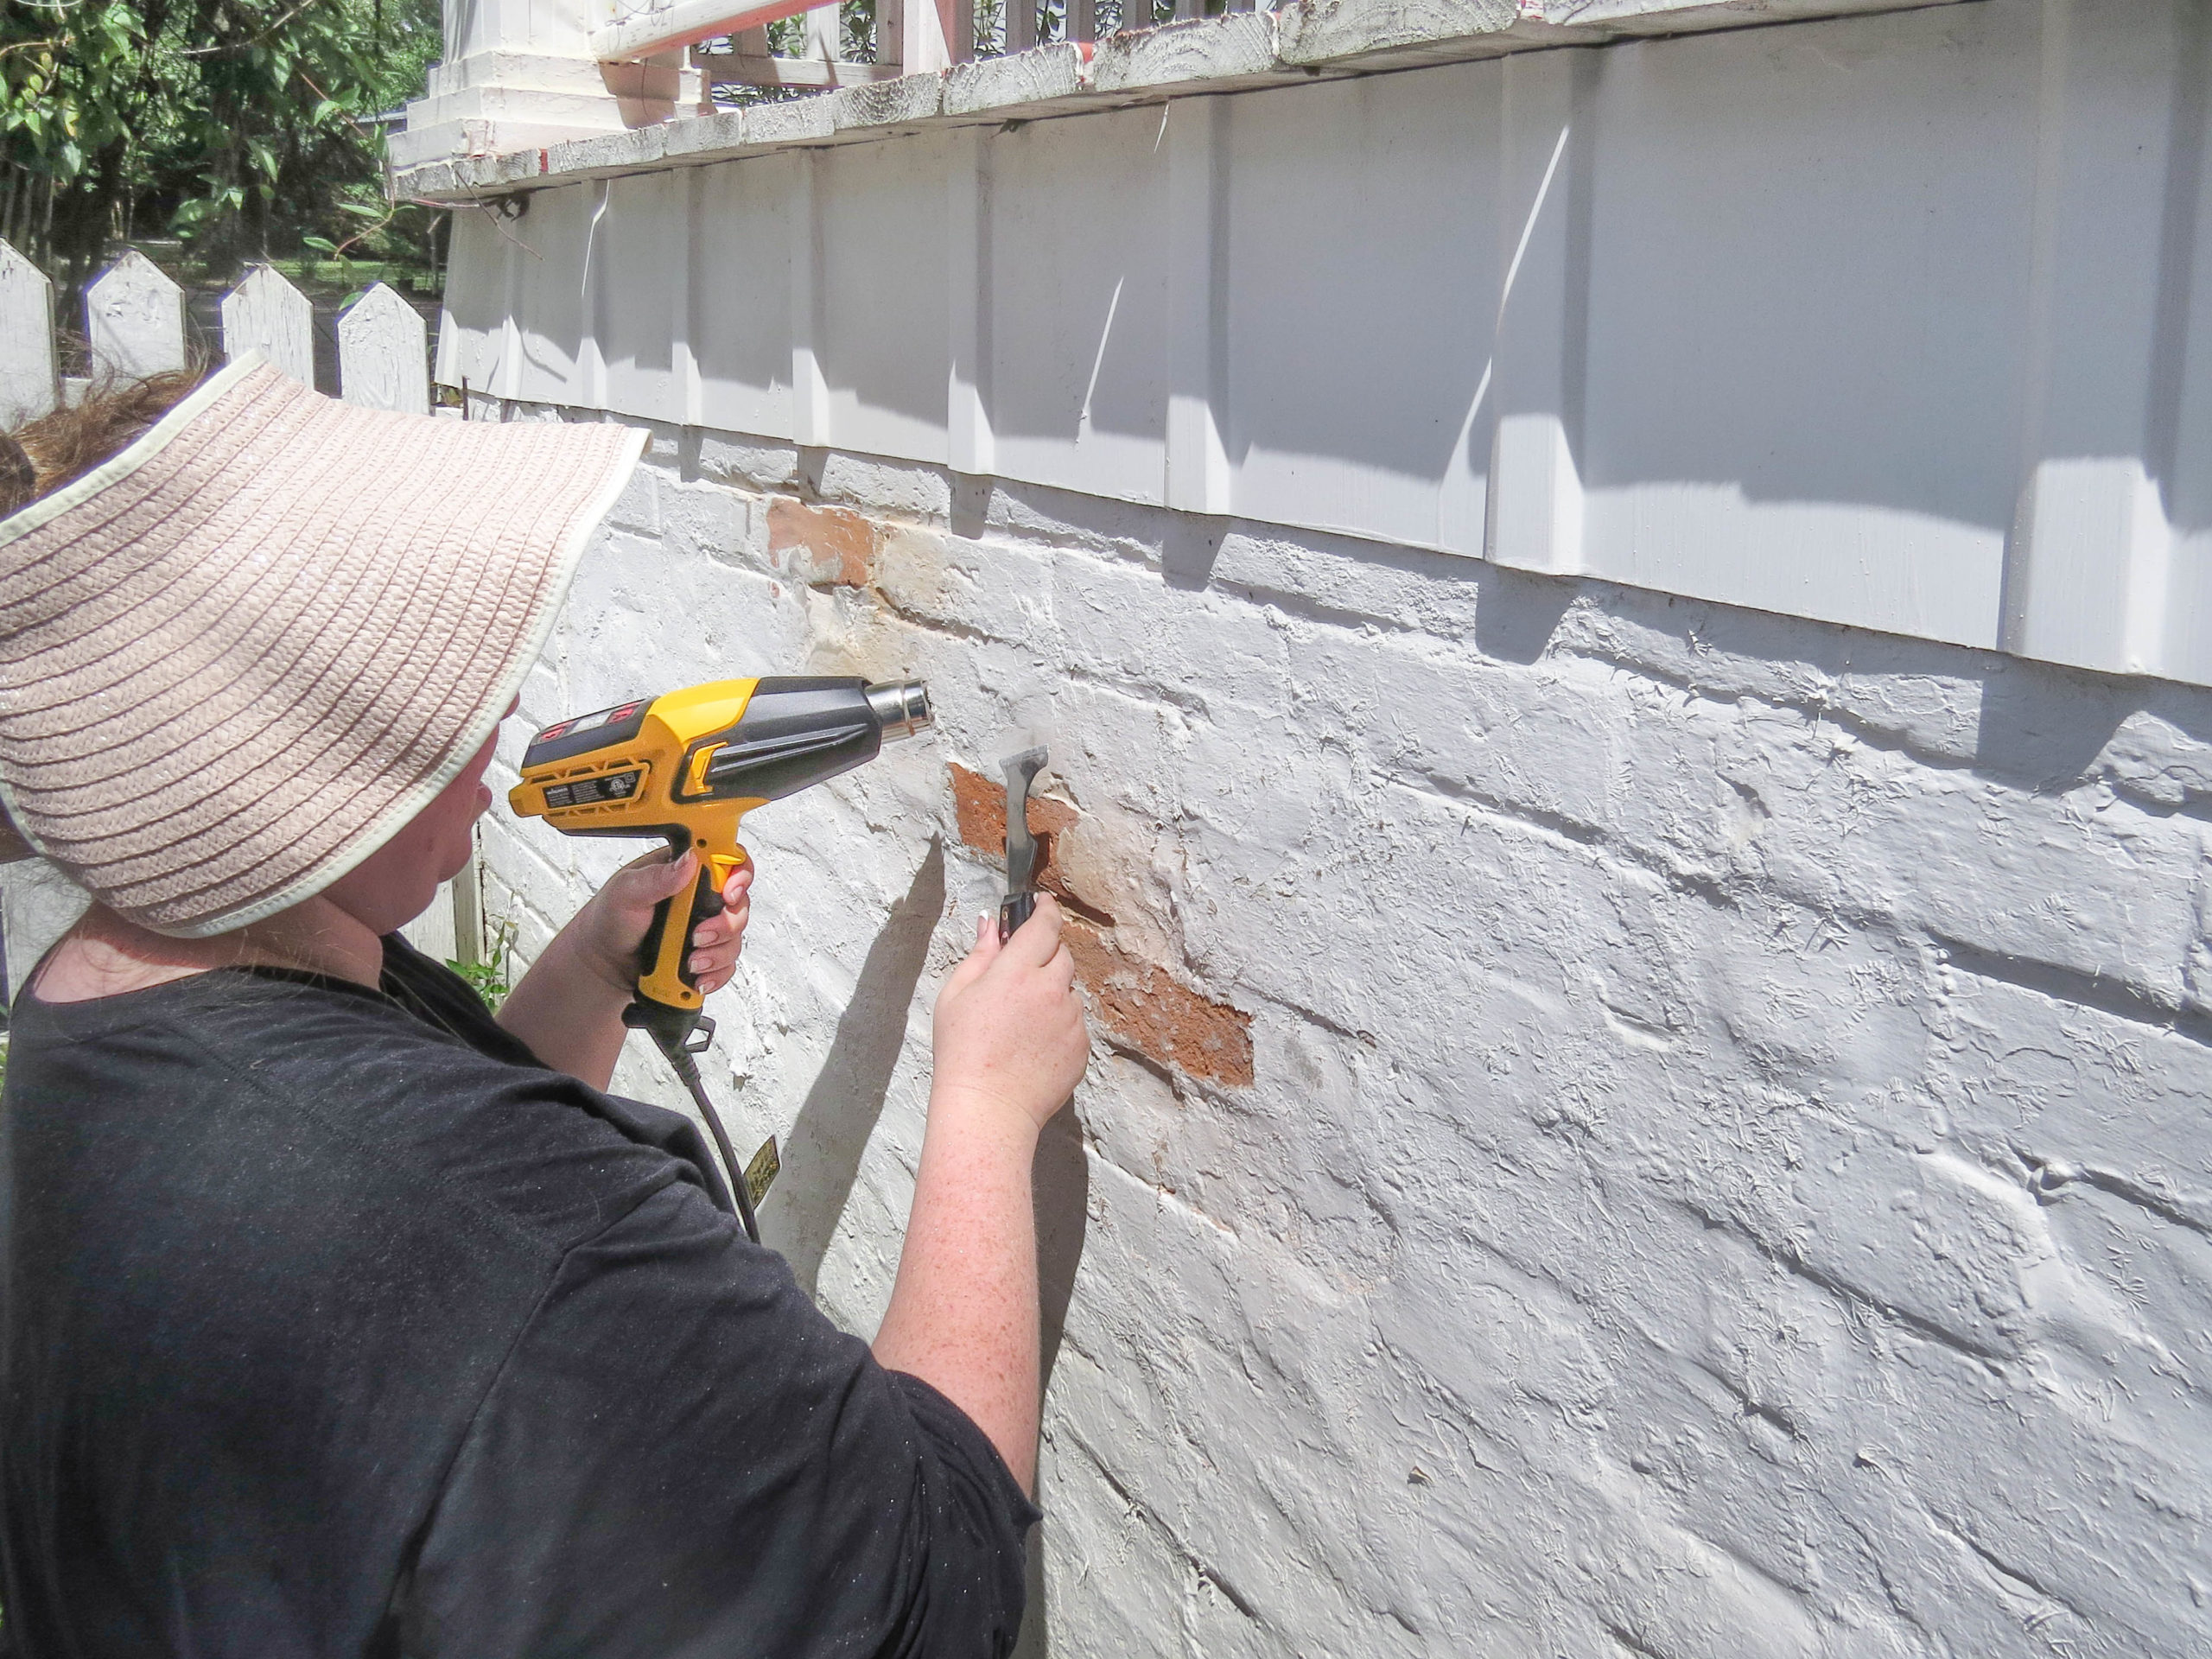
[0,355,645,937]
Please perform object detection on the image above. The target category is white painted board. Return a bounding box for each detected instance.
[220,265,316,386]
[815,139,955,467]
[693,157,800,441]
[339,283,431,413]
[0,240,56,427]
[86,250,186,383]
[601,172,692,423]
[988,102,1173,507]
[434,0,2212,687]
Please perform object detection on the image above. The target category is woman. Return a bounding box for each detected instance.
[0,359,1087,1655]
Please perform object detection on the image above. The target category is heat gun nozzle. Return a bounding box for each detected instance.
[866,680,932,742]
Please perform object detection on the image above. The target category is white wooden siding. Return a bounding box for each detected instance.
[435,0,2212,686]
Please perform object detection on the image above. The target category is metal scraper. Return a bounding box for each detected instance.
[998,742,1048,941]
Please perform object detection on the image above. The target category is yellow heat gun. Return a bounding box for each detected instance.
[509,675,932,1237]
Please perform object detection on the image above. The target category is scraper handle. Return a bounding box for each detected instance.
[998,892,1035,943]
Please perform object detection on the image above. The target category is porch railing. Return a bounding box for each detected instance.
[594,0,1277,101]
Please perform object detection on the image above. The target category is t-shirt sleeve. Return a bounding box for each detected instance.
[398,1177,1039,1659]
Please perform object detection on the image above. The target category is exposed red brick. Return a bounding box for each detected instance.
[766,498,877,588]
[948,762,1109,925]
[1065,921,1255,1088]
[950,761,1079,852]
[946,766,1247,1084]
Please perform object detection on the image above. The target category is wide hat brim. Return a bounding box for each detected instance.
[0,356,645,936]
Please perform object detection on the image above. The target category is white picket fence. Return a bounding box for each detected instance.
[0,239,432,426]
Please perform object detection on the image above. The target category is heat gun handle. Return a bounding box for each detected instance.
[637,845,749,1018]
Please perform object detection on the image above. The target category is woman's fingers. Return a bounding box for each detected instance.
[943,909,1004,996]
[997,894,1065,967]
[608,846,697,912]
[683,863,753,988]
[689,901,749,968]
[721,863,754,906]
[1046,942,1077,993]
[930,893,1091,1129]
[690,893,751,944]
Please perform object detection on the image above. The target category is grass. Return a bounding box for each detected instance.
[263,256,443,296]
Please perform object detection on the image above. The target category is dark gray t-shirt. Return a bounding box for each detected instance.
[0,937,1034,1656]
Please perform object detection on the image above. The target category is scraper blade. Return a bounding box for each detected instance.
[999,742,1048,941]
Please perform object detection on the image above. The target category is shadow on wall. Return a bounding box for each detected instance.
[1014,1096,1090,1659]
[1970,655,2212,792]
[751,825,1091,1658]
[1974,667,2141,791]
[1474,563,1578,665]
[762,836,945,1297]
[1036,1103,1090,1396]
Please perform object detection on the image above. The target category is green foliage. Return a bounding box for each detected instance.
[448,915,518,1014]
[2,0,445,286]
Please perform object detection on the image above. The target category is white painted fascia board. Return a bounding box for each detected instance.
[1090,10,1286,95]
[397,0,1974,199]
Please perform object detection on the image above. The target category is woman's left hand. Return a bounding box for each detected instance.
[575,847,753,999]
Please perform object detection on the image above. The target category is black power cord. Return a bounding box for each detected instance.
[657,1035,762,1244]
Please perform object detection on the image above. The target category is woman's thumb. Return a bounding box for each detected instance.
[623,845,696,900]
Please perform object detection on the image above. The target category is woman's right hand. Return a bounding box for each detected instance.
[930,895,1089,1134]
[880,894,1090,1492]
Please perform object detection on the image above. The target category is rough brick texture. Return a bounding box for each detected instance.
[948,760,1081,865]
[945,761,1241,1078]
[766,496,877,588]
[474,406,2212,1659]
[1063,920,1255,1088]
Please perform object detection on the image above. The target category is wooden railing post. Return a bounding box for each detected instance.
[876,0,901,67]
[803,0,838,61]
[883,0,956,71]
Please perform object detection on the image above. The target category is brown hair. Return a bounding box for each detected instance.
[0,369,205,519]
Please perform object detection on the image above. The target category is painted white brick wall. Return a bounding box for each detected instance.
[476,404,2212,1657]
